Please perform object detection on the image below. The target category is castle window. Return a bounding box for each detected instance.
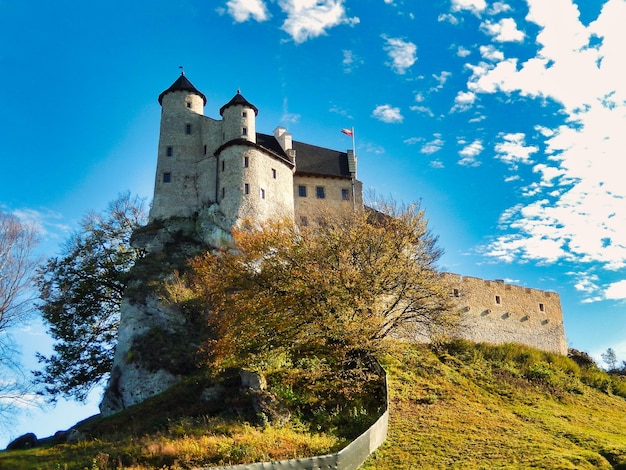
[300,216,308,226]
[186,102,191,108]
[242,127,247,136]
[166,146,173,157]
[163,172,171,183]
[185,123,192,134]
[260,188,265,199]
[244,183,249,195]
[341,188,350,201]
[495,295,501,305]
[204,145,207,155]
[222,160,225,172]
[222,187,225,198]
[539,303,545,312]
[453,288,460,298]
[272,168,277,179]
[298,185,307,197]
[242,111,247,117]
[244,156,249,168]
[316,186,325,199]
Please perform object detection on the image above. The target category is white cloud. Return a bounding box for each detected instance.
[225,0,269,22]
[372,104,403,123]
[605,280,626,301]
[342,49,363,73]
[471,0,626,274]
[481,18,525,42]
[451,0,487,16]
[421,136,445,154]
[430,160,445,169]
[279,0,359,43]
[382,35,417,74]
[488,2,512,15]
[432,71,452,89]
[457,46,472,57]
[494,132,538,168]
[458,139,483,166]
[479,45,504,61]
[409,105,434,117]
[452,90,476,112]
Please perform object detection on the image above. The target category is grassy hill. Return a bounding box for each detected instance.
[365,341,626,469]
[4,341,626,469]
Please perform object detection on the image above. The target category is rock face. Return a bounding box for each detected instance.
[99,211,230,416]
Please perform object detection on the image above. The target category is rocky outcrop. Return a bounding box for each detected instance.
[99,210,230,416]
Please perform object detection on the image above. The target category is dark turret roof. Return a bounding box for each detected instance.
[219,91,259,116]
[158,73,207,105]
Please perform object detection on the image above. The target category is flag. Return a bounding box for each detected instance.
[341,128,353,137]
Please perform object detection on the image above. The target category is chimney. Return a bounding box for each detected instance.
[274,126,293,152]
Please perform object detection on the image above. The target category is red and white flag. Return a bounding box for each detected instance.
[341,128,353,137]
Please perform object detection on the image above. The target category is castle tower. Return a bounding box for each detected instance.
[219,91,258,143]
[149,72,207,222]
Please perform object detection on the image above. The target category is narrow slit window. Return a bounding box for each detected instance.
[260,188,265,199]
[221,160,225,172]
[244,156,249,168]
[539,303,545,312]
[495,295,501,305]
[272,168,277,179]
[244,183,249,195]
[221,187,225,198]
[203,145,207,155]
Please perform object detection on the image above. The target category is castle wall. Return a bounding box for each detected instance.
[441,273,567,354]
[293,175,362,225]
[218,145,294,226]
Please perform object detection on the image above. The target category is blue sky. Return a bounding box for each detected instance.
[1,0,626,446]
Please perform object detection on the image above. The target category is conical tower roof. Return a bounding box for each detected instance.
[219,90,258,116]
[158,73,207,105]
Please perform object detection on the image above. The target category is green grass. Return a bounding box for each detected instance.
[363,340,626,469]
[6,340,626,469]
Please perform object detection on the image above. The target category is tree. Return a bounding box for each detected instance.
[0,212,39,425]
[602,347,618,371]
[34,193,146,401]
[168,201,456,375]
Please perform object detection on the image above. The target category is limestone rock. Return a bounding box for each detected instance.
[6,433,37,450]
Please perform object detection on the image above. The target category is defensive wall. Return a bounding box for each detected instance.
[442,273,567,355]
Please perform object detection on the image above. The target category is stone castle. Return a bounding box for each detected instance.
[99,73,566,415]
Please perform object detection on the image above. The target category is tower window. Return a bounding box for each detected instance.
[163,172,171,183]
[316,186,325,199]
[244,183,249,195]
[244,156,249,168]
[204,145,207,155]
[166,146,173,157]
[222,160,225,172]
[222,187,225,198]
[260,188,265,199]
[272,168,277,179]
[186,102,191,108]
[539,303,545,312]
[495,295,501,305]
[298,185,307,197]
[242,127,247,136]
[242,111,247,117]
[453,288,460,298]
[185,123,191,134]
[341,188,350,201]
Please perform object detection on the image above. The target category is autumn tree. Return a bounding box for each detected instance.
[35,193,146,401]
[169,201,456,375]
[0,211,39,425]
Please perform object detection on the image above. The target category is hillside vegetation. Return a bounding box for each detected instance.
[365,340,626,469]
[4,340,626,469]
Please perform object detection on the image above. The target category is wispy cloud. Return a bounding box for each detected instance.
[382,35,417,74]
[458,139,483,166]
[223,0,269,22]
[372,104,403,123]
[279,0,359,43]
[471,0,626,279]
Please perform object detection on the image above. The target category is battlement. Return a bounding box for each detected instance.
[440,273,567,354]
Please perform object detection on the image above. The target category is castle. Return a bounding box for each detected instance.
[149,72,567,356]
[150,72,362,228]
[100,73,567,415]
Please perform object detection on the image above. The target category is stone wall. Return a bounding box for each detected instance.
[293,175,362,225]
[442,273,567,354]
